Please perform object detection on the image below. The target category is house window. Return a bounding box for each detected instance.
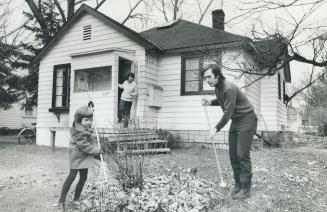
[278,73,281,100]
[74,66,112,93]
[24,109,33,117]
[181,55,219,95]
[51,64,70,110]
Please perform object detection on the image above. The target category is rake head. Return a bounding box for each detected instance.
[219,180,227,188]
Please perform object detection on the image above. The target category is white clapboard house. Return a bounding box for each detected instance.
[33,4,291,147]
[0,104,36,130]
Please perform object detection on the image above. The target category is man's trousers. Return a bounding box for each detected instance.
[228,111,258,188]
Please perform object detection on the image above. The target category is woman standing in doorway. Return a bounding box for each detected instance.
[118,73,137,127]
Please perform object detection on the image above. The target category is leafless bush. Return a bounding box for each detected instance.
[98,117,168,192]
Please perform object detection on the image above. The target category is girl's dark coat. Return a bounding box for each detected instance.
[69,123,100,169]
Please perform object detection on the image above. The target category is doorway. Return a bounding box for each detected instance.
[118,57,133,121]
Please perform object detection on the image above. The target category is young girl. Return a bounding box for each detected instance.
[56,105,101,208]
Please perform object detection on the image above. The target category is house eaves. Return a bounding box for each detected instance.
[32,4,160,64]
[161,40,251,54]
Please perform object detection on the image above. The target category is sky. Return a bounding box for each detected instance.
[4,0,327,103]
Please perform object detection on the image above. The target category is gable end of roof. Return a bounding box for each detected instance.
[32,4,160,63]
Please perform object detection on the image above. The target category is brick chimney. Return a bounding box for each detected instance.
[212,9,225,30]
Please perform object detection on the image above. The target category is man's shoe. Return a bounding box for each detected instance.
[54,202,65,211]
[232,188,251,199]
[229,185,241,196]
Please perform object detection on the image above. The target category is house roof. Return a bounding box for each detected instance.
[140,20,251,52]
[33,5,291,82]
[33,4,159,63]
[253,39,291,82]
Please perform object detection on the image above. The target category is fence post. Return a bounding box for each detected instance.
[51,130,56,152]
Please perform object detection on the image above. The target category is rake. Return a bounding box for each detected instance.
[84,82,108,182]
[203,105,227,188]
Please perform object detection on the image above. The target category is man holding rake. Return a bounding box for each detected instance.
[201,63,258,199]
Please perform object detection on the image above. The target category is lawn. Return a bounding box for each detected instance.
[0,135,327,212]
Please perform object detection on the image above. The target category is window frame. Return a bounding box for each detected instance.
[181,54,219,96]
[49,64,71,113]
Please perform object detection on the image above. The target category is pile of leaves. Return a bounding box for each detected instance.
[290,134,327,146]
[75,169,223,212]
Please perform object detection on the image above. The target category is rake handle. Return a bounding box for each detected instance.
[203,106,225,183]
[86,83,108,182]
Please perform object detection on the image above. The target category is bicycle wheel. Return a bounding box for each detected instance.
[18,129,36,145]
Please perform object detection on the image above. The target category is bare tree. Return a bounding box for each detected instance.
[122,0,147,25]
[220,0,327,105]
[196,0,215,24]
[149,0,216,23]
[25,0,51,42]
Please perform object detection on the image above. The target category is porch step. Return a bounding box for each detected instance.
[97,128,171,154]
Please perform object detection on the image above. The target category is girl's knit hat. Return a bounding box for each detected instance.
[74,106,93,123]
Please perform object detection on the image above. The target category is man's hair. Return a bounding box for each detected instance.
[201,63,225,80]
[128,73,135,79]
[74,105,93,124]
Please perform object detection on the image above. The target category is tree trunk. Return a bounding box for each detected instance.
[54,0,66,22]
[67,0,75,20]
[25,0,51,42]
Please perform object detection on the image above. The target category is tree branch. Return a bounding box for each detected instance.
[286,69,325,105]
[198,0,214,24]
[67,0,75,20]
[292,52,327,67]
[54,0,66,22]
[121,0,144,25]
[160,0,169,22]
[95,0,107,10]
[25,0,50,41]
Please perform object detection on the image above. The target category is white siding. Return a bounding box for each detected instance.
[155,49,285,133]
[155,49,268,132]
[142,52,160,125]
[155,49,289,133]
[244,74,262,129]
[0,104,36,129]
[37,13,146,147]
[221,50,246,88]
[260,69,288,132]
[157,54,227,131]
[0,105,23,128]
[260,74,278,131]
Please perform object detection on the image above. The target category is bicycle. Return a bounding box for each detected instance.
[17,123,36,145]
